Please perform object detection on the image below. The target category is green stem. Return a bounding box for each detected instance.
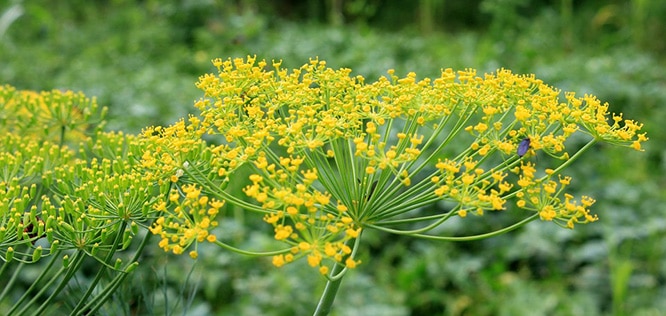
[10,250,84,316]
[76,221,156,315]
[213,240,291,256]
[28,251,86,316]
[367,213,540,241]
[187,163,269,213]
[312,235,362,315]
[0,259,25,301]
[312,261,346,316]
[538,138,598,181]
[7,250,62,315]
[70,221,128,314]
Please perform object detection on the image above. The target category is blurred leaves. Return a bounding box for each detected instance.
[1,0,665,314]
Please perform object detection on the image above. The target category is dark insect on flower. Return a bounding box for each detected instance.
[517,137,531,157]
[357,179,378,201]
[24,217,45,244]
[368,180,378,200]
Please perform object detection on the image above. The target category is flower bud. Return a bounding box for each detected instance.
[114,258,123,270]
[32,246,43,262]
[125,262,139,273]
[6,247,14,262]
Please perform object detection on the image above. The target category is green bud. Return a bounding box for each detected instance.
[63,255,70,268]
[100,227,109,241]
[17,221,26,237]
[50,240,60,253]
[42,170,53,187]
[6,247,14,262]
[37,218,45,237]
[122,235,133,250]
[32,246,43,262]
[29,205,38,222]
[30,183,37,199]
[125,261,139,273]
[46,215,56,229]
[59,221,76,234]
[91,243,99,256]
[46,227,54,242]
[63,198,75,213]
[114,258,122,270]
[142,202,150,217]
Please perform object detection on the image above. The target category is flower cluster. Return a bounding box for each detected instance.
[431,158,510,217]
[0,86,156,314]
[1,86,157,268]
[0,84,105,145]
[9,132,155,262]
[171,56,646,273]
[140,117,215,184]
[513,162,597,228]
[149,184,222,259]
[243,163,362,273]
[1,126,75,262]
[0,57,649,279]
[138,56,648,276]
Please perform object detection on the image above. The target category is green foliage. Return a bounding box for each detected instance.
[1,0,665,315]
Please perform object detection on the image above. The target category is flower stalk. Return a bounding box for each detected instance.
[313,260,347,316]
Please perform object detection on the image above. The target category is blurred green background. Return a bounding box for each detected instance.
[1,0,664,315]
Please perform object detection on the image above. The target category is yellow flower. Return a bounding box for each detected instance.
[144,56,646,273]
[274,225,293,240]
[272,255,286,267]
[345,257,360,268]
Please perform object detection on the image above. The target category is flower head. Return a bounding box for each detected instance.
[145,57,647,273]
[149,185,222,256]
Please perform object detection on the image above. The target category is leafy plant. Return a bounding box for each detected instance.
[0,54,647,314]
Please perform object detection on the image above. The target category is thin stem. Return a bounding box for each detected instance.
[76,220,156,315]
[406,100,471,175]
[213,240,291,257]
[312,262,345,316]
[0,259,25,301]
[367,213,539,241]
[70,221,128,313]
[312,234,362,315]
[29,251,87,316]
[371,205,461,235]
[187,163,268,213]
[538,138,598,181]
[6,250,62,315]
[11,250,84,316]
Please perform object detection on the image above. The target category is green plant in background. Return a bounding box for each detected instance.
[0,56,647,315]
[0,85,148,315]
